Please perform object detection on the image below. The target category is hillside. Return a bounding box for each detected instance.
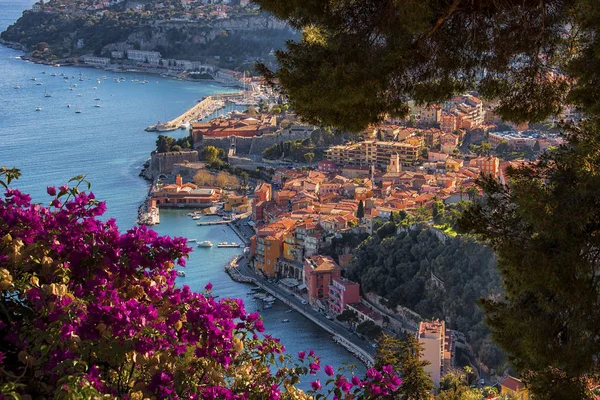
[347,224,506,371]
[1,0,298,71]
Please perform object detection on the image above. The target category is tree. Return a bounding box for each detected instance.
[356,200,365,219]
[375,334,434,400]
[466,186,479,201]
[336,309,359,328]
[459,120,600,399]
[193,170,214,186]
[255,1,594,131]
[303,152,315,163]
[532,140,541,152]
[215,171,231,188]
[256,1,600,396]
[356,320,382,340]
[201,145,220,164]
[155,135,175,153]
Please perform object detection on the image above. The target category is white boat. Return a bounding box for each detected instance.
[94,97,100,101]
[77,94,82,97]
[192,216,201,220]
[36,82,43,86]
[264,296,276,302]
[51,73,56,77]
[14,85,20,89]
[282,319,289,323]
[187,238,197,243]
[35,107,42,111]
[31,77,36,81]
[197,241,213,248]
[67,104,71,108]
[94,104,101,108]
[176,270,186,277]
[217,242,240,248]
[44,90,51,97]
[286,309,293,313]
[75,110,81,114]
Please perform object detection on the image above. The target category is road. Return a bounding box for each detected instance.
[236,257,377,363]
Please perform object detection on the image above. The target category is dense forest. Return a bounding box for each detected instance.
[347,224,505,371]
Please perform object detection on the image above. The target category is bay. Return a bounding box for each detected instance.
[0,0,365,390]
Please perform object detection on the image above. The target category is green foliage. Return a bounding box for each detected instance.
[459,118,600,399]
[356,320,382,340]
[356,200,365,219]
[200,145,221,164]
[469,142,492,156]
[303,152,315,163]
[155,134,192,153]
[254,0,594,130]
[336,308,359,327]
[375,334,434,399]
[348,227,504,370]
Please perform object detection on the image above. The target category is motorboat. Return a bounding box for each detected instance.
[14,85,20,89]
[75,110,82,114]
[176,270,186,277]
[197,241,213,248]
[282,319,289,323]
[35,107,42,111]
[94,104,101,108]
[187,238,197,243]
[67,104,71,108]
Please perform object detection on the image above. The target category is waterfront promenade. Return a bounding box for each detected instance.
[227,255,376,365]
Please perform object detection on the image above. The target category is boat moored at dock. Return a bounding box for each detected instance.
[217,242,240,248]
[197,241,213,248]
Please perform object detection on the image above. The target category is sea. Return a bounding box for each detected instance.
[0,0,364,389]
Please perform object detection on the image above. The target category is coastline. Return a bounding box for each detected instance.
[225,256,375,366]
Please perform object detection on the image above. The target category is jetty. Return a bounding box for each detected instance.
[196,220,230,226]
[147,95,227,132]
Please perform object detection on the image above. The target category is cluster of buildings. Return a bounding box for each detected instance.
[191,114,279,139]
[488,130,563,151]
[150,174,222,207]
[411,94,484,131]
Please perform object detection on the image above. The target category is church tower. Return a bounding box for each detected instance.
[387,153,402,173]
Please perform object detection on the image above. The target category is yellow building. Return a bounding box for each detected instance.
[224,194,249,212]
[254,233,283,277]
[500,376,531,400]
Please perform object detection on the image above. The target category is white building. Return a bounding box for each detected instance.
[81,56,110,66]
[111,51,124,59]
[127,50,162,65]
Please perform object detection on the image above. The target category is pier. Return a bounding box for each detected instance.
[196,219,230,226]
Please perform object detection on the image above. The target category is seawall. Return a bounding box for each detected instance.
[141,150,199,180]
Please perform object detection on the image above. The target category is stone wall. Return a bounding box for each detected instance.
[141,150,199,180]
[196,128,314,156]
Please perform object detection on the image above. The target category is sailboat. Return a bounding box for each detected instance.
[44,90,51,98]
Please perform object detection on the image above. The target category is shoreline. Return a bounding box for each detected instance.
[0,41,245,87]
[225,257,375,366]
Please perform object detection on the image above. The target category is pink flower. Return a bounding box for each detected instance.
[297,351,306,360]
[310,380,321,391]
[47,186,56,196]
[324,365,334,376]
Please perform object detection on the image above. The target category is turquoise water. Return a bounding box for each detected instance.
[0,0,364,388]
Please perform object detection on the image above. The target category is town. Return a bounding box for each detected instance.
[140,90,577,398]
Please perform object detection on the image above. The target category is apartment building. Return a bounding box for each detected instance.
[328,278,360,315]
[127,50,162,65]
[325,141,419,169]
[304,255,342,306]
[418,320,454,386]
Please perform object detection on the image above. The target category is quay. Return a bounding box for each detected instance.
[225,256,375,366]
[196,220,230,226]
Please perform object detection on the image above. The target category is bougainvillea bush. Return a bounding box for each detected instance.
[0,168,400,399]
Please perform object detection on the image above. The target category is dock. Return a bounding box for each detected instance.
[196,220,230,226]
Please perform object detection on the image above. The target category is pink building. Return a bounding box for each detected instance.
[318,160,337,173]
[328,278,360,315]
[304,255,342,306]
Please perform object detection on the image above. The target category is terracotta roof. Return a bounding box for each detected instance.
[501,376,524,392]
